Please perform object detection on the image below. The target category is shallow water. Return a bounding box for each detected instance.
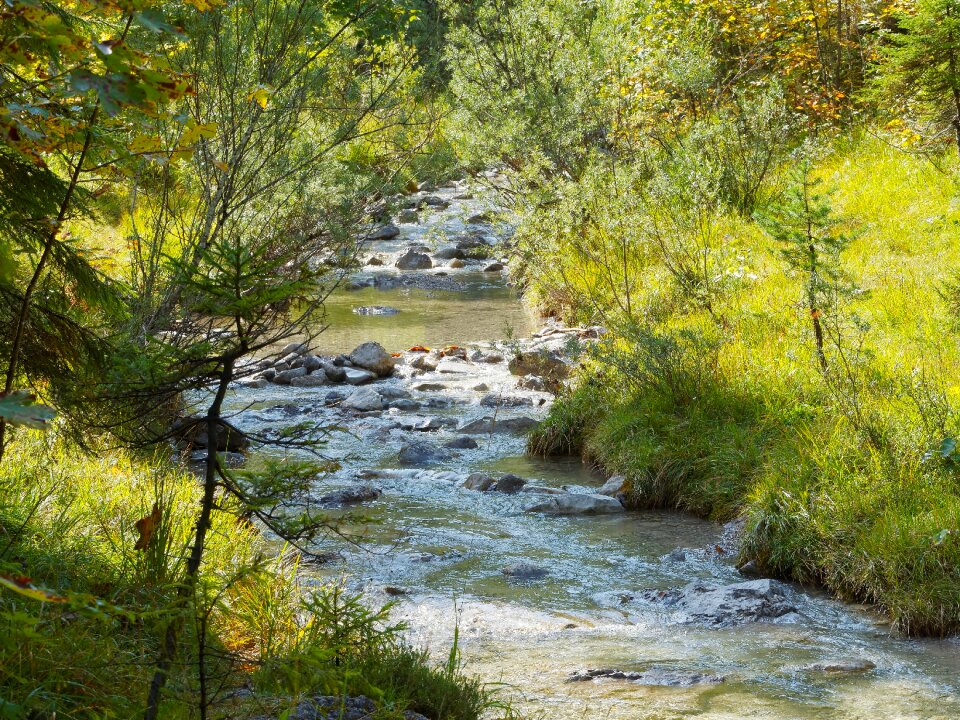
[220,181,960,720]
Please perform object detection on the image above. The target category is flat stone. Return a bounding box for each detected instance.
[481,393,533,408]
[457,416,539,434]
[502,562,549,579]
[803,660,876,674]
[369,223,400,240]
[568,668,724,686]
[526,493,624,515]
[353,305,400,316]
[597,474,627,497]
[290,374,329,387]
[640,579,799,628]
[317,484,382,506]
[342,367,376,385]
[444,436,478,449]
[343,387,382,411]
[274,367,308,384]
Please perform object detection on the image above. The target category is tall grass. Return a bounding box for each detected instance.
[528,138,960,637]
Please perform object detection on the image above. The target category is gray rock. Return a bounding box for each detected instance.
[449,258,466,269]
[302,354,323,372]
[274,367,308,384]
[522,485,567,495]
[481,393,533,408]
[444,436,478,449]
[236,378,268,389]
[737,560,762,577]
[290,374,329,387]
[413,382,448,392]
[398,208,419,223]
[483,262,504,272]
[457,416,539,434]
[462,473,496,491]
[436,357,471,374]
[508,349,569,384]
[280,342,309,356]
[470,350,504,363]
[389,399,421,411]
[348,341,396,377]
[418,194,449,209]
[369,223,400,240]
[468,212,491,224]
[272,361,290,373]
[433,246,465,260]
[597,475,627,497]
[502,562,549,579]
[342,367,377,385]
[526,493,624,515]
[493,474,526,493]
[398,441,447,466]
[343,387,382,411]
[395,249,433,270]
[260,367,276,381]
[377,386,412,400]
[568,668,724,686]
[317,484,382,507]
[803,659,876,674]
[409,354,438,372]
[366,255,384,266]
[517,375,548,392]
[640,579,798,627]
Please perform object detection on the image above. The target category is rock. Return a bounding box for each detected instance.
[369,223,400,240]
[302,354,323,372]
[517,375,548,392]
[417,181,436,192]
[468,212,491,224]
[483,262,504,272]
[282,695,427,720]
[462,473,496,491]
[522,485,567,495]
[348,342,395,377]
[472,383,490,392]
[737,560,762,577]
[173,417,249,452]
[509,349,569,383]
[803,660,876,674]
[433,246,465,260]
[343,387,382,411]
[317,484,382,506]
[597,474,627,497]
[342,367,377,385]
[395,249,433,270]
[274,367,308,384]
[436,357,471,374]
[398,441,447,466]
[389,398,421,411]
[493,474,526,493]
[667,549,688,562]
[410,355,438,372]
[377,386,412,400]
[321,362,347,383]
[640,579,798,627]
[323,389,348,405]
[413,382,448,392]
[236,378,268,389]
[502,562,549,579]
[444,436,478,449]
[418,194,449,209]
[396,416,449,431]
[456,234,488,250]
[481,393,533,408]
[272,361,290,373]
[260,367,276,381]
[470,350,504,363]
[457,416,539,434]
[353,305,400,316]
[568,668,724,686]
[398,208,419,223]
[290,374,329,387]
[526,493,624,515]
[384,586,409,596]
[449,258,466,269]
[366,255,384,266]
[280,342,309,356]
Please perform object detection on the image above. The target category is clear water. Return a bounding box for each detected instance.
[218,181,960,720]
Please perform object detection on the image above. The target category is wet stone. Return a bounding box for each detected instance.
[397,441,448,466]
[353,305,400,316]
[803,660,876,674]
[567,668,725,686]
[317,484,382,507]
[502,562,549,579]
[640,579,799,628]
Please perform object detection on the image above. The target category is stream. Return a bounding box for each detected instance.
[219,181,960,719]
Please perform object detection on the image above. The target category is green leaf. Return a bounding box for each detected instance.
[0,390,56,429]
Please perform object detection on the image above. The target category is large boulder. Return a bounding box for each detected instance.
[348,341,395,377]
[395,249,433,270]
[369,223,400,241]
[526,493,624,515]
[640,579,798,628]
[433,246,465,260]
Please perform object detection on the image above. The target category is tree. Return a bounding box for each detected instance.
[878,0,960,157]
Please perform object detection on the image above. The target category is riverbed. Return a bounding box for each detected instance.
[219,180,960,720]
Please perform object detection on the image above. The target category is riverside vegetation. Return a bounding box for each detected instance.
[2,0,960,718]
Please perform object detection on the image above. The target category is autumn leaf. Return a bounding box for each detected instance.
[247,85,271,109]
[213,160,229,171]
[408,345,430,352]
[0,574,67,603]
[134,503,161,551]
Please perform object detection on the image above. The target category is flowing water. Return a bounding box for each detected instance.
[220,182,960,719]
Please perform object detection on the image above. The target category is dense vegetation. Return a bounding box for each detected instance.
[2,0,960,717]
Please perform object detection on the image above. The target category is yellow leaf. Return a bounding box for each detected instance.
[247,86,271,109]
[213,160,229,171]
[129,135,163,154]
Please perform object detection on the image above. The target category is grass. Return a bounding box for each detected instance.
[0,433,514,718]
[527,136,960,637]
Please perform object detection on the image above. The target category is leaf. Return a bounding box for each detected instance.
[247,86,271,109]
[0,574,67,603]
[129,134,164,154]
[213,160,229,171]
[0,391,56,429]
[134,503,161,551]
[939,437,957,459]
[180,120,218,145]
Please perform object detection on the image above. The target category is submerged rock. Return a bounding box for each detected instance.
[317,484,382,507]
[641,579,799,627]
[526,493,624,515]
[568,668,724,686]
[444,436,478,449]
[352,305,400,316]
[502,562,549,579]
[803,659,876,674]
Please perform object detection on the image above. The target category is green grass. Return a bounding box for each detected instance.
[0,433,513,718]
[527,137,960,637]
